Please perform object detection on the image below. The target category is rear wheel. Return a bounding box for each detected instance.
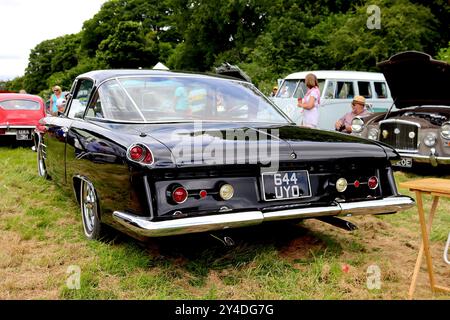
[80,179,104,240]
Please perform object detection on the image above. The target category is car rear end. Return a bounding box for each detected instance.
[0,95,45,141]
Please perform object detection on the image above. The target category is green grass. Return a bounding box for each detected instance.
[0,145,449,300]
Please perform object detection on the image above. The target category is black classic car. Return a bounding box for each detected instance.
[35,69,414,240]
[351,51,450,168]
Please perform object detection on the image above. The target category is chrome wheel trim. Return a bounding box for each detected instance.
[81,180,97,236]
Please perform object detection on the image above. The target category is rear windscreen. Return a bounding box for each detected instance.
[0,99,41,110]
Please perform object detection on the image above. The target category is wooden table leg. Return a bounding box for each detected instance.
[415,191,437,293]
[408,195,439,299]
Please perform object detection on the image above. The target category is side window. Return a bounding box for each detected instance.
[374,82,388,99]
[276,80,298,98]
[86,93,104,119]
[323,81,336,99]
[357,81,372,98]
[336,81,354,99]
[293,80,307,99]
[68,79,94,119]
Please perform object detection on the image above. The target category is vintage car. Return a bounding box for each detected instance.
[351,51,450,168]
[0,93,45,141]
[35,69,414,240]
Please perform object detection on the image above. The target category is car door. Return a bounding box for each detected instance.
[46,79,94,184]
[44,84,76,184]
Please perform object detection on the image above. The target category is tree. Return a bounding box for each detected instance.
[96,21,158,68]
[326,0,439,71]
[166,0,274,71]
[23,34,81,94]
[81,0,178,57]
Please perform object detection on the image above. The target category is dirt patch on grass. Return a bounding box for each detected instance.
[0,229,91,299]
[278,234,326,261]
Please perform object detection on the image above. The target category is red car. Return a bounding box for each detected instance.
[0,93,46,142]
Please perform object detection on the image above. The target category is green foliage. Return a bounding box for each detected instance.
[4,76,25,92]
[23,34,81,94]
[437,42,450,63]
[97,21,158,68]
[326,0,439,71]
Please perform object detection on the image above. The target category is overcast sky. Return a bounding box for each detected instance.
[0,0,107,80]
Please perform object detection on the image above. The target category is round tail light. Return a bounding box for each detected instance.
[219,184,234,200]
[172,186,188,204]
[127,143,154,165]
[336,178,348,192]
[130,145,144,160]
[368,176,378,189]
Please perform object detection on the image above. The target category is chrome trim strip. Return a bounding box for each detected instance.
[0,125,36,129]
[339,196,414,216]
[262,205,341,221]
[398,152,450,165]
[112,196,414,237]
[379,119,421,128]
[113,211,264,237]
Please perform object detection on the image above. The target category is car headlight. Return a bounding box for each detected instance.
[441,122,450,139]
[351,117,364,133]
[368,128,379,140]
[424,132,437,147]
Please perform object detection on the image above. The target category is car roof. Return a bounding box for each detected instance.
[0,93,44,102]
[284,70,386,81]
[77,69,245,84]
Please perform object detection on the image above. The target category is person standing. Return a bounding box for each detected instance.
[49,85,64,116]
[269,86,278,97]
[297,73,320,128]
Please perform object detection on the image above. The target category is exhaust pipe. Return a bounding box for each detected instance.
[316,216,358,231]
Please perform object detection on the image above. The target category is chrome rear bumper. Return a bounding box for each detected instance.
[112,195,414,237]
[399,151,450,166]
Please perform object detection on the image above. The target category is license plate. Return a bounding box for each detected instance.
[261,170,311,201]
[393,157,412,168]
[16,129,31,140]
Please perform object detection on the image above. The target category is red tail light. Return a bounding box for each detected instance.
[199,190,207,199]
[172,186,188,204]
[0,128,5,135]
[130,146,144,160]
[368,176,378,189]
[127,143,154,165]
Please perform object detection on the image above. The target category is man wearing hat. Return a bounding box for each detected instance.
[335,95,371,133]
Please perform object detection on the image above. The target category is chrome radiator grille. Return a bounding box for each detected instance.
[379,121,419,151]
